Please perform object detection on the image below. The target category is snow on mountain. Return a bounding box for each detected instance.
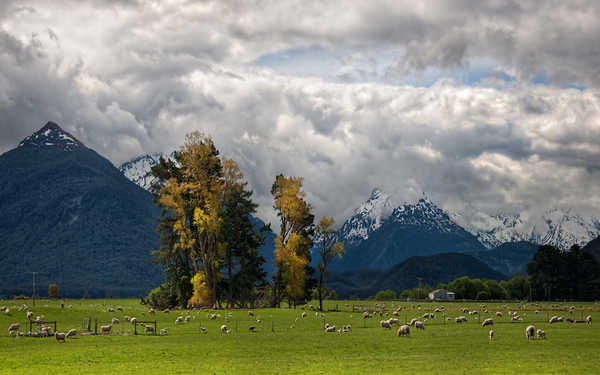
[453,209,600,250]
[390,196,461,233]
[119,152,175,191]
[18,121,83,151]
[337,188,393,244]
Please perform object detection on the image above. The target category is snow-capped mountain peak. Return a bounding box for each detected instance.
[119,152,176,191]
[18,122,83,151]
[339,188,393,243]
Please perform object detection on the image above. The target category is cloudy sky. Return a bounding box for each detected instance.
[2,0,600,229]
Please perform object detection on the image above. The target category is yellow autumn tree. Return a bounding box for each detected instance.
[271,174,314,307]
[188,272,212,308]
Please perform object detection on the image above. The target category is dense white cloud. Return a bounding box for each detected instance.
[1,1,600,228]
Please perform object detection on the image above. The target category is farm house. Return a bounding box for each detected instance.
[428,289,455,301]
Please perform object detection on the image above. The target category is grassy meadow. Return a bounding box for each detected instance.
[0,298,598,374]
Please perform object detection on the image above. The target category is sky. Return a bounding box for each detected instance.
[1,0,600,229]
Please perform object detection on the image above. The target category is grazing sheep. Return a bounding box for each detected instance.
[209,314,217,320]
[160,328,168,336]
[117,306,123,311]
[55,332,66,342]
[175,316,184,324]
[163,309,170,313]
[144,325,155,334]
[362,311,371,319]
[100,325,112,334]
[248,311,254,316]
[185,315,191,323]
[549,316,560,324]
[397,325,410,336]
[489,330,494,341]
[131,318,137,326]
[200,327,207,334]
[566,318,574,323]
[325,325,336,332]
[380,320,392,329]
[249,326,256,332]
[107,308,115,313]
[66,329,77,338]
[469,310,478,315]
[512,315,522,322]
[496,312,503,317]
[537,329,545,340]
[149,308,155,314]
[392,311,399,316]
[124,316,131,322]
[8,323,20,333]
[4,308,10,315]
[482,318,494,327]
[525,325,535,340]
[388,318,399,325]
[414,321,425,330]
[409,318,418,326]
[455,316,467,323]
[112,318,120,324]
[26,311,33,319]
[586,315,592,324]
[220,324,228,333]
[344,325,352,331]
[301,312,307,318]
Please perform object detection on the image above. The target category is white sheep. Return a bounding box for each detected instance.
[414,321,425,330]
[144,325,155,334]
[482,318,494,327]
[495,312,503,317]
[26,311,33,319]
[586,315,592,324]
[55,332,66,342]
[380,320,392,329]
[163,308,170,313]
[8,323,20,333]
[175,316,184,324]
[301,312,307,318]
[209,314,217,320]
[455,316,467,323]
[397,325,410,336]
[549,316,560,324]
[388,318,399,325]
[525,325,535,340]
[112,318,120,324]
[362,311,371,319]
[185,315,190,323]
[131,317,137,325]
[489,329,494,341]
[537,329,545,340]
[248,311,254,316]
[409,318,418,326]
[160,328,168,336]
[325,325,336,332]
[124,316,131,322]
[100,325,112,334]
[66,329,77,338]
[220,324,228,333]
[149,308,155,314]
[200,327,207,334]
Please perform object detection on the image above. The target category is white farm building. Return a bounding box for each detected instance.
[428,289,455,301]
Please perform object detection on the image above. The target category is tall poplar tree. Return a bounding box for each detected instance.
[314,216,345,312]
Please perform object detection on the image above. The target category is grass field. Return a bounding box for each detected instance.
[0,298,598,374]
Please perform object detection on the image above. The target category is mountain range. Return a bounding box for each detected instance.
[0,122,162,298]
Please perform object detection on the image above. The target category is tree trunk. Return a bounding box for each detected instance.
[227,249,233,309]
[318,272,324,312]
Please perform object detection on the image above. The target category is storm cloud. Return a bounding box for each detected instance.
[1,1,600,228]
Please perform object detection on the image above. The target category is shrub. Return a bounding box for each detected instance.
[48,283,59,298]
[374,289,397,300]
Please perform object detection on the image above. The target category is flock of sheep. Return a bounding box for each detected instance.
[2,301,594,344]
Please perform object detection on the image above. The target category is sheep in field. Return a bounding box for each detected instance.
[496,312,503,317]
[397,325,410,336]
[482,318,493,327]
[587,315,592,324]
[414,321,425,330]
[455,316,467,323]
[130,318,137,326]
[409,318,418,326]
[210,314,217,320]
[537,329,546,340]
[26,311,33,320]
[8,323,20,334]
[380,320,392,329]
[248,311,254,316]
[325,325,336,333]
[175,316,184,324]
[388,318,399,325]
[66,329,77,338]
[144,325,155,334]
[112,318,120,324]
[489,330,494,341]
[549,316,560,324]
[362,311,371,319]
[100,325,112,335]
[185,315,190,323]
[220,324,228,333]
[160,328,168,336]
[525,325,535,340]
[55,332,66,343]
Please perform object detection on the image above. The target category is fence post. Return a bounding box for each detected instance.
[94,319,97,335]
[134,322,137,335]
[155,321,157,335]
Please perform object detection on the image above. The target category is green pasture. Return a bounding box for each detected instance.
[0,298,598,374]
